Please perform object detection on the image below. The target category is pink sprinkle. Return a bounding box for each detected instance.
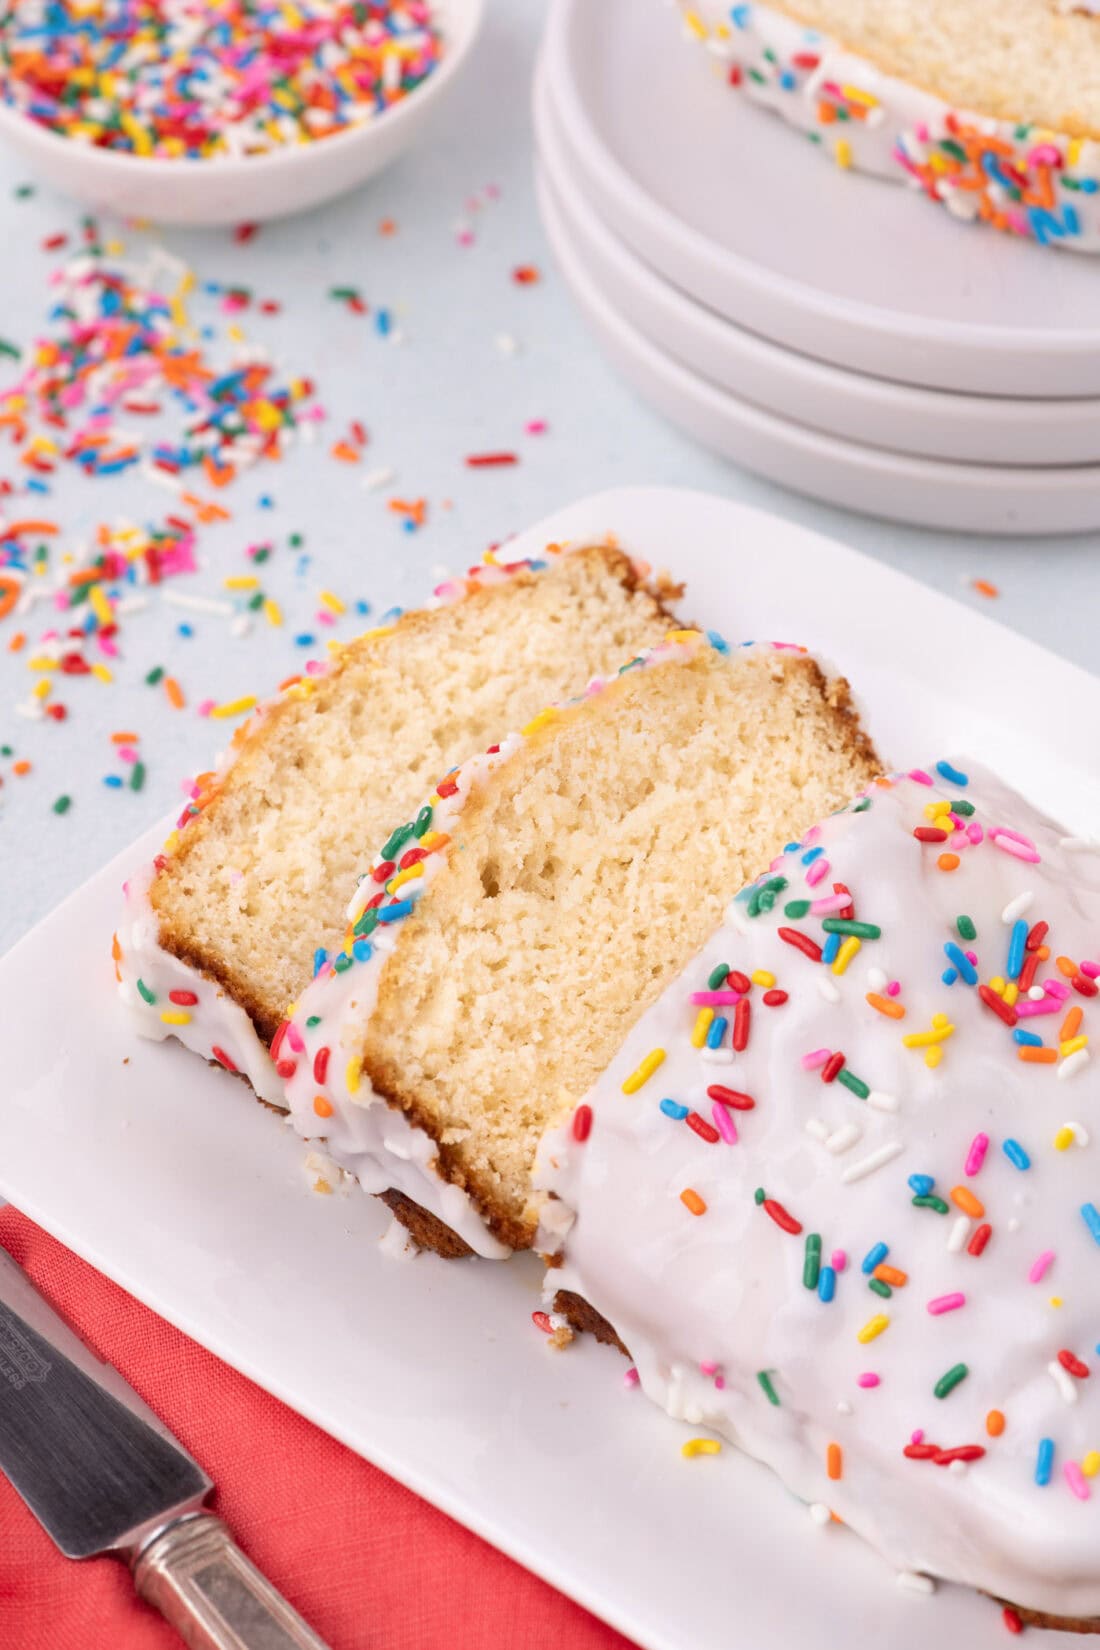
[831,1249,847,1272]
[196,698,215,717]
[691,990,742,1006]
[624,1367,640,1388]
[809,893,850,915]
[803,825,822,846]
[927,1292,966,1315]
[1065,1462,1091,1501]
[911,1428,925,1445]
[316,610,336,627]
[1015,997,1060,1018]
[712,1101,738,1145]
[285,1022,305,1054]
[525,419,548,435]
[304,659,327,676]
[1029,142,1062,169]
[885,980,901,997]
[909,769,934,785]
[1029,1250,1056,1284]
[699,1360,718,1375]
[1044,978,1072,1001]
[967,822,984,845]
[805,857,830,887]
[857,1373,880,1389]
[1082,961,1100,980]
[117,746,139,764]
[965,1133,989,1176]
[714,1375,725,1390]
[801,1048,831,1071]
[991,829,1041,864]
[965,950,978,966]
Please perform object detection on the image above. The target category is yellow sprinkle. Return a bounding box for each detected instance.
[419,831,447,851]
[360,623,396,644]
[388,863,424,893]
[345,1056,362,1095]
[1054,1127,1075,1151]
[27,655,54,671]
[751,969,776,989]
[665,628,702,644]
[1051,1296,1063,1308]
[223,574,260,590]
[902,1022,956,1049]
[692,1008,714,1049]
[835,138,853,169]
[1083,1451,1100,1478]
[32,678,51,701]
[1003,982,1020,1008]
[831,936,861,977]
[319,589,346,615]
[312,1177,334,1196]
[159,1010,192,1026]
[1069,137,1083,167]
[989,977,1006,997]
[263,598,283,627]
[210,695,258,719]
[1061,1035,1089,1058]
[90,662,113,683]
[924,1046,944,1069]
[924,800,952,819]
[523,708,558,736]
[622,1048,666,1095]
[682,9,707,40]
[857,1313,890,1344]
[681,1438,721,1458]
[932,1013,951,1028]
[841,83,879,107]
[89,584,113,627]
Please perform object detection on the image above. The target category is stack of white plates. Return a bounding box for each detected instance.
[536,0,1100,534]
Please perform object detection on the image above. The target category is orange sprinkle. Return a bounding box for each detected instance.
[986,1409,1006,1437]
[164,676,185,710]
[1062,1006,1084,1042]
[873,1265,908,1288]
[1057,955,1079,979]
[4,518,60,536]
[277,674,302,692]
[1018,1047,1058,1065]
[110,730,139,744]
[67,568,102,587]
[378,217,397,236]
[826,1442,843,1481]
[937,853,960,872]
[866,991,905,1020]
[330,441,361,463]
[1037,945,1050,960]
[312,1095,334,1119]
[680,1188,707,1217]
[951,1186,985,1218]
[111,932,121,961]
[12,759,31,776]
[8,630,25,652]
[972,579,999,599]
[0,577,20,620]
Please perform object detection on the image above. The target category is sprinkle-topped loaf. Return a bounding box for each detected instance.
[113,545,675,1103]
[536,761,1100,1626]
[281,630,879,1258]
[678,0,1100,249]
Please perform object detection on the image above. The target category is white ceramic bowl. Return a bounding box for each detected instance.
[0,0,483,225]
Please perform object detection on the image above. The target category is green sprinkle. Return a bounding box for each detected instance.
[129,761,146,793]
[756,1371,781,1406]
[707,962,730,990]
[145,665,164,686]
[957,915,977,941]
[913,1194,950,1214]
[329,286,360,300]
[0,338,20,360]
[52,794,71,815]
[15,183,34,197]
[803,1233,822,1290]
[381,821,414,861]
[754,1186,766,1206]
[869,1278,892,1299]
[248,590,265,611]
[952,800,976,817]
[837,1069,870,1100]
[413,803,434,839]
[354,908,379,938]
[934,1363,969,1399]
[1,744,12,757]
[136,978,156,1005]
[940,138,967,162]
[253,546,271,564]
[305,1015,321,1028]
[851,797,872,813]
[821,919,881,940]
[783,900,810,920]
[333,953,353,973]
[289,532,304,548]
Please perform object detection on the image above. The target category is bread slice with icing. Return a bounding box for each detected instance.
[281,631,879,1257]
[679,0,1100,249]
[536,760,1100,1625]
[115,545,675,1103]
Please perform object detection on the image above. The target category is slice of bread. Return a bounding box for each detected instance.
[680,0,1100,248]
[117,546,675,1097]
[282,632,880,1255]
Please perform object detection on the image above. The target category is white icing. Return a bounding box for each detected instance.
[537,762,1100,1617]
[678,1,1100,251]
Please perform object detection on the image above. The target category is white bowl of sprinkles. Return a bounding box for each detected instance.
[0,0,483,225]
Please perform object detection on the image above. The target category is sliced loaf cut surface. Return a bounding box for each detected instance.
[282,634,880,1254]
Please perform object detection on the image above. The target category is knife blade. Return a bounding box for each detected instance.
[0,1242,332,1650]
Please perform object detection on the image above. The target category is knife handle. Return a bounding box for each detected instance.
[132,1512,332,1650]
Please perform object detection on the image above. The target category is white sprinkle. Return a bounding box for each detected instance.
[818,977,842,1004]
[1060,1049,1091,1082]
[1060,836,1100,854]
[896,1571,935,1597]
[825,1123,862,1156]
[1001,891,1035,924]
[162,590,234,616]
[948,1459,969,1477]
[1062,1120,1090,1146]
[141,461,184,493]
[865,965,888,992]
[1048,1361,1079,1405]
[836,1399,853,1415]
[1008,1216,1021,1233]
[842,1141,904,1183]
[362,465,395,492]
[230,615,252,639]
[947,1215,971,1253]
[804,1118,830,1142]
[699,1048,734,1065]
[14,699,44,721]
[868,1090,899,1113]
[495,332,520,355]
[1028,985,1046,1001]
[113,594,148,616]
[807,1502,831,1527]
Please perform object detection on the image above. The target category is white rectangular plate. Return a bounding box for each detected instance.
[2,488,1098,1650]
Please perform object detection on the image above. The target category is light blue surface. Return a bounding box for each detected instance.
[1,0,1097,955]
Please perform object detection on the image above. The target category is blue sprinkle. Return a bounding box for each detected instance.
[312,947,328,977]
[660,1098,689,1121]
[822,933,841,966]
[378,898,413,923]
[1081,1203,1100,1246]
[908,1174,935,1197]
[941,967,958,985]
[861,1241,888,1274]
[730,3,752,27]
[351,939,372,963]
[935,760,969,787]
[782,841,800,854]
[706,629,730,655]
[178,622,194,638]
[943,942,978,985]
[706,1015,728,1050]
[778,70,796,90]
[294,633,315,647]
[376,308,392,336]
[1013,1029,1043,1047]
[802,846,824,864]
[1078,178,1099,194]
[103,774,123,788]
[1065,204,1081,236]
[817,1265,836,1303]
[355,600,371,616]
[1006,919,1028,981]
[1003,1139,1031,1171]
[1035,1438,1055,1487]
[257,494,273,509]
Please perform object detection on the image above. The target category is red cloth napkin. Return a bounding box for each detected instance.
[0,1208,636,1650]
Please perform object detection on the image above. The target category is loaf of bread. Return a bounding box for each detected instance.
[280,631,879,1257]
[114,545,675,1102]
[678,0,1100,249]
[537,758,1100,1628]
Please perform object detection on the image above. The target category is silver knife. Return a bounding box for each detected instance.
[0,1242,332,1650]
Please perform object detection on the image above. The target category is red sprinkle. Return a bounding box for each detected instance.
[762,1197,802,1235]
[932,1444,986,1465]
[762,989,788,1007]
[275,1059,297,1080]
[727,970,751,994]
[269,1021,289,1062]
[1026,921,1049,953]
[822,1051,845,1083]
[436,777,459,798]
[168,989,198,1006]
[1002,1608,1024,1636]
[572,1104,593,1143]
[465,452,519,468]
[398,847,428,870]
[1057,1349,1090,1379]
[913,826,948,842]
[211,1045,237,1072]
[903,1442,939,1460]
[978,984,1018,1027]
[532,1311,553,1334]
[1018,952,1040,993]
[968,1222,992,1257]
[707,1084,755,1111]
[778,927,823,963]
[1072,972,1099,998]
[235,222,259,242]
[313,1046,330,1085]
[687,1111,720,1144]
[372,860,396,883]
[833,881,855,921]
[733,998,750,1052]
